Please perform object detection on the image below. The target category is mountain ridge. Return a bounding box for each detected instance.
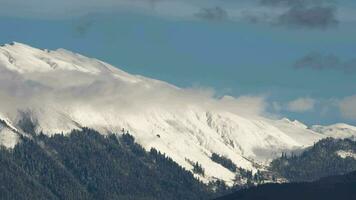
[0,42,355,183]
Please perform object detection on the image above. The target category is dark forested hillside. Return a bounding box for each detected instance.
[0,128,212,200]
[215,138,356,200]
[215,171,356,200]
[270,138,356,182]
[1,128,355,200]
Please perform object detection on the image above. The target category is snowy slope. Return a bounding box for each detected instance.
[268,118,325,148]
[336,150,356,159]
[0,115,20,149]
[311,123,356,139]
[0,42,355,183]
[0,126,18,148]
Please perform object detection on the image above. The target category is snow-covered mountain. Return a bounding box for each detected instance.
[0,42,355,183]
[311,123,356,139]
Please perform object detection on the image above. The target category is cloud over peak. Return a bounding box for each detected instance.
[286,97,316,112]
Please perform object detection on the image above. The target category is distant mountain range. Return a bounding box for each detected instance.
[0,42,356,185]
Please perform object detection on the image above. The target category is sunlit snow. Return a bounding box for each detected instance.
[0,42,355,183]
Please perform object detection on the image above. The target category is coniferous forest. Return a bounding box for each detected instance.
[0,128,213,200]
[1,126,356,200]
[215,171,356,200]
[270,138,356,182]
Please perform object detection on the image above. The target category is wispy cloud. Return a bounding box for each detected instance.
[258,0,339,29]
[1,0,353,31]
[195,6,229,22]
[72,18,95,37]
[272,95,356,122]
[272,97,317,113]
[277,5,338,29]
[294,52,356,73]
[286,97,316,112]
[339,95,356,120]
[0,0,347,28]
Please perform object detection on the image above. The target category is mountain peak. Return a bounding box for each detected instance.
[0,42,143,85]
[0,42,101,74]
[1,41,29,47]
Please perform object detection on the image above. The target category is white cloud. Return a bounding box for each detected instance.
[218,95,268,117]
[271,101,282,112]
[0,43,270,126]
[286,97,316,113]
[339,95,356,120]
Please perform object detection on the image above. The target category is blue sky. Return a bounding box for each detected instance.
[0,0,356,126]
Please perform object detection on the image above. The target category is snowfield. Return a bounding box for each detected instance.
[0,42,355,183]
[337,150,356,159]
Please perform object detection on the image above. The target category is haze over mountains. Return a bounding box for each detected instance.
[0,42,356,183]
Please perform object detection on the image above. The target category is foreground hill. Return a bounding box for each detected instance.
[215,171,356,200]
[270,138,356,182]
